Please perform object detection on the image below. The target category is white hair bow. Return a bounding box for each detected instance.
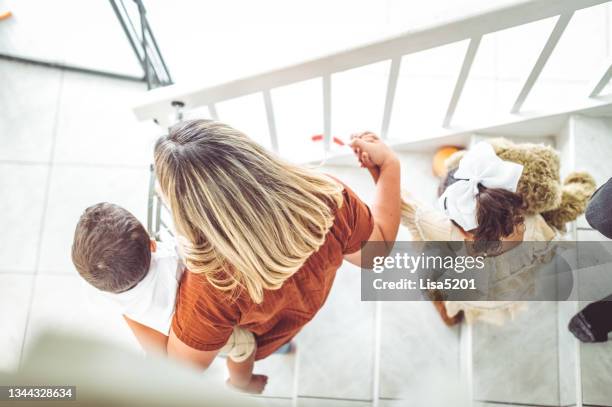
[438,142,523,231]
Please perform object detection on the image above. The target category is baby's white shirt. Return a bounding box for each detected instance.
[98,241,184,334]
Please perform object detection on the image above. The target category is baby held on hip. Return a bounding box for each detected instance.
[104,240,255,362]
[96,239,262,392]
[71,202,259,392]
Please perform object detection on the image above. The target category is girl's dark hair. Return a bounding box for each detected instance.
[440,168,525,251]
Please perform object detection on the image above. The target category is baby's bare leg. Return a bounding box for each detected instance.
[226,349,268,394]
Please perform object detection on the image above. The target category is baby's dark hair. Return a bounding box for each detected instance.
[71,202,151,293]
[440,168,525,250]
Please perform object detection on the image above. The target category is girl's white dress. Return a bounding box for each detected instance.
[401,193,557,325]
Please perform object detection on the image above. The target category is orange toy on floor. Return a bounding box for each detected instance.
[432,146,462,178]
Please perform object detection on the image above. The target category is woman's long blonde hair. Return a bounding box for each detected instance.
[154,120,344,303]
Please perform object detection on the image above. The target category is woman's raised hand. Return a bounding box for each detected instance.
[343,131,402,265]
[349,132,398,170]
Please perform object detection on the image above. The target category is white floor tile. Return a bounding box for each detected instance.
[37,165,149,273]
[0,163,48,271]
[23,274,140,358]
[0,0,142,76]
[55,1,143,76]
[379,302,460,399]
[0,60,62,162]
[252,398,293,407]
[0,274,34,372]
[299,398,370,407]
[557,301,579,406]
[380,391,470,407]
[380,400,441,407]
[581,336,612,406]
[472,302,561,406]
[378,149,463,401]
[296,263,375,400]
[473,403,541,407]
[256,351,296,398]
[0,1,67,63]
[53,71,158,167]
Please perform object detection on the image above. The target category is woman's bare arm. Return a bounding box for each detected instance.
[365,159,401,244]
[166,328,220,370]
[344,133,401,266]
[123,315,168,355]
[124,316,220,369]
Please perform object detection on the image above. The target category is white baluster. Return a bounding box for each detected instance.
[511,12,573,114]
[323,75,332,152]
[443,36,481,128]
[381,57,402,140]
[263,89,279,152]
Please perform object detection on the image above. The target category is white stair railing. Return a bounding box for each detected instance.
[133,0,612,159]
[138,3,612,405]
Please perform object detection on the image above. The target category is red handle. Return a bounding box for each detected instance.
[311,134,345,146]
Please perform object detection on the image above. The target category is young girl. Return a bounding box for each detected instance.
[401,142,557,325]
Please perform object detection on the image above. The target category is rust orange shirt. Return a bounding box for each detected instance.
[171,183,373,360]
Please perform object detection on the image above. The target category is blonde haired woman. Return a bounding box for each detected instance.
[154,120,400,392]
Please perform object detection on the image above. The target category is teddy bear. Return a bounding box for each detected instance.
[441,137,596,232]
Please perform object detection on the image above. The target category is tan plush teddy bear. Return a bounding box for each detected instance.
[443,138,596,232]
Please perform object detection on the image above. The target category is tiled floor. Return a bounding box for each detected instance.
[0,61,62,163]
[0,274,33,371]
[37,165,150,273]
[23,274,140,354]
[0,163,48,271]
[1,58,612,407]
[472,302,562,406]
[0,59,153,373]
[296,263,376,401]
